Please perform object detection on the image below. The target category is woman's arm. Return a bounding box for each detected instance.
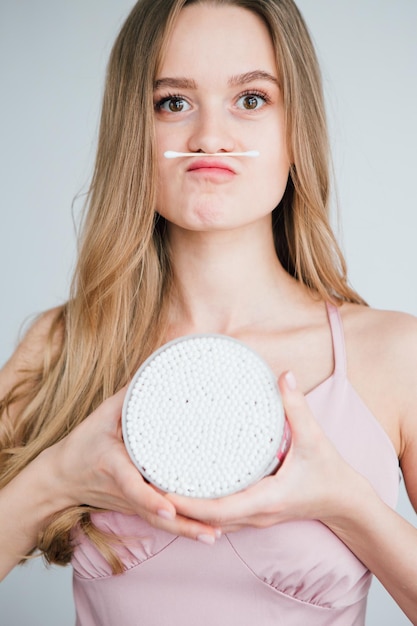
[0,316,220,581]
[326,484,417,624]
[0,445,75,580]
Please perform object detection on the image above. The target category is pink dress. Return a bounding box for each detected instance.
[71,303,399,625]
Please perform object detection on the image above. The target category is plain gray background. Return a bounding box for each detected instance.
[0,1,416,624]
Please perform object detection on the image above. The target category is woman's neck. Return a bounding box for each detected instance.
[166,220,306,335]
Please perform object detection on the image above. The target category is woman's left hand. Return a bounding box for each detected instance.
[166,371,365,533]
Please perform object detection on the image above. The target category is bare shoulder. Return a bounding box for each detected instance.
[339,302,417,392]
[339,303,417,465]
[340,302,417,364]
[0,307,65,400]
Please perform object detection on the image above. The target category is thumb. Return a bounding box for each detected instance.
[278,371,320,447]
[98,385,129,435]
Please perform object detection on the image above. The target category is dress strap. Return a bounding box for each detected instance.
[325,302,347,376]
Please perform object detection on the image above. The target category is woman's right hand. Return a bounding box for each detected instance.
[0,384,217,582]
[46,387,220,543]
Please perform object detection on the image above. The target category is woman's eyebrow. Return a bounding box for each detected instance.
[154,71,278,92]
[228,70,279,86]
[154,77,197,90]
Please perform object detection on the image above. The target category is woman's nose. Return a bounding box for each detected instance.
[187,105,235,154]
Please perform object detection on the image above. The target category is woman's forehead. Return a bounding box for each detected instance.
[157,3,277,82]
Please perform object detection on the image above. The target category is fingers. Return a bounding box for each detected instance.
[120,464,177,519]
[167,476,277,528]
[87,386,129,438]
[150,508,222,544]
[115,459,220,542]
[101,386,128,421]
[136,487,221,542]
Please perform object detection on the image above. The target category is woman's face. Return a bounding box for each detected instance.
[153,3,290,234]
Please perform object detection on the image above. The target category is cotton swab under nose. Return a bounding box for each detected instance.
[164,150,260,159]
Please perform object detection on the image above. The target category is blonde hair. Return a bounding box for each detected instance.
[0,0,364,574]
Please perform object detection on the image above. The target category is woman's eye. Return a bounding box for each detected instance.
[157,97,191,113]
[236,93,267,111]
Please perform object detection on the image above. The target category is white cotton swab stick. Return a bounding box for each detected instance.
[164,150,260,159]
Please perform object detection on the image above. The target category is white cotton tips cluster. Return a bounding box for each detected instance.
[122,334,289,498]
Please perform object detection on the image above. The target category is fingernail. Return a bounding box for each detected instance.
[214,528,222,539]
[285,370,297,391]
[157,509,175,521]
[197,534,216,545]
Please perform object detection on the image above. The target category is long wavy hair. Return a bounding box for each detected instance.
[0,0,365,574]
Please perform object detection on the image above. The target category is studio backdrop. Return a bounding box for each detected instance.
[0,1,416,624]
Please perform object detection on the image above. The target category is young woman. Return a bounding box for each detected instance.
[1,0,417,624]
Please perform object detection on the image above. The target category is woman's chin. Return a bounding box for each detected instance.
[163,204,233,232]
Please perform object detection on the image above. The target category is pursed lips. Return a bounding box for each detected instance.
[186,158,236,175]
